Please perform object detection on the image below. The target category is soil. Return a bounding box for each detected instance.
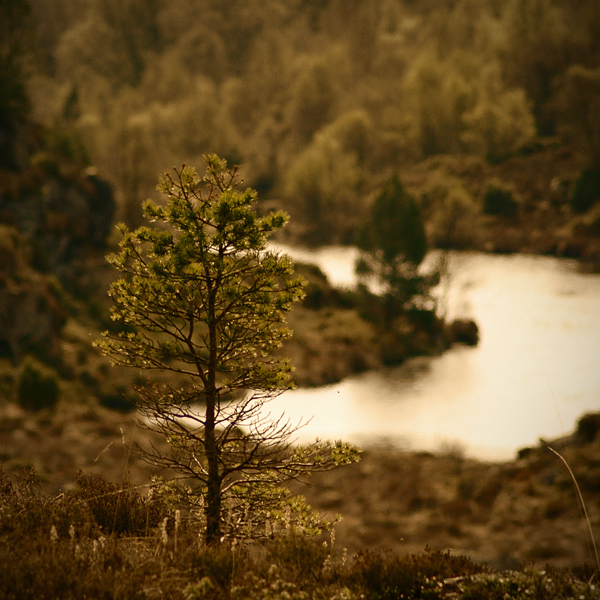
[2,399,599,571]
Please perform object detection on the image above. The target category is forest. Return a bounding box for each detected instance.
[6,0,600,251]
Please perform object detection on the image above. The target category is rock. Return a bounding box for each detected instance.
[0,163,115,282]
[0,226,65,362]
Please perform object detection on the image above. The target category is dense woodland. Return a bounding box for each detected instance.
[5,0,600,248]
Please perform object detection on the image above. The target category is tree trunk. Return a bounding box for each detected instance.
[205,392,221,545]
[205,279,221,545]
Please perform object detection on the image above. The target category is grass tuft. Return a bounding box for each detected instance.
[547,446,600,571]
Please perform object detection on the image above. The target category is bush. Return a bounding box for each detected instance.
[576,412,600,444]
[483,182,519,218]
[346,549,483,600]
[570,168,600,214]
[98,386,137,413]
[17,357,60,411]
[189,545,238,592]
[266,535,330,581]
[446,318,479,346]
[76,474,165,536]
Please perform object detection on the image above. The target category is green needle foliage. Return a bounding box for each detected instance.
[96,154,359,545]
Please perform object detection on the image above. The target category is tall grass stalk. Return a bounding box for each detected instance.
[113,428,133,534]
[548,446,600,571]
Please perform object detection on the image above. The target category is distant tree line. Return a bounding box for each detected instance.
[6,0,600,243]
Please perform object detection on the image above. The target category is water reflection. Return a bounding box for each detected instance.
[266,250,600,461]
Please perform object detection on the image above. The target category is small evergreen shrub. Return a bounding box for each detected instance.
[17,357,60,411]
[98,386,137,413]
[266,535,330,581]
[571,168,600,214]
[576,412,600,444]
[189,545,238,591]
[483,182,519,218]
[346,549,483,600]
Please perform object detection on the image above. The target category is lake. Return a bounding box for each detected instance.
[266,246,600,461]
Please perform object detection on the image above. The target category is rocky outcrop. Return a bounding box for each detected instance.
[0,162,115,282]
[0,149,115,363]
[0,226,65,362]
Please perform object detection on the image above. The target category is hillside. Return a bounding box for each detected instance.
[11,0,600,253]
[1,3,599,594]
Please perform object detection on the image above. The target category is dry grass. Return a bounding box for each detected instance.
[298,431,600,571]
[2,396,600,573]
[0,466,596,600]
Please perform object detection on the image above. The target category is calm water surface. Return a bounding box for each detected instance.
[267,247,600,461]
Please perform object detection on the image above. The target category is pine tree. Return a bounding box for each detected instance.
[96,155,358,544]
[356,174,432,327]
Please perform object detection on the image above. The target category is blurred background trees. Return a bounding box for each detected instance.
[8,0,599,248]
[0,0,34,169]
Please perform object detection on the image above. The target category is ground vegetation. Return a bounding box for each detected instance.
[1,401,599,598]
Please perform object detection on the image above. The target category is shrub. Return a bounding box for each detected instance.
[576,412,600,444]
[483,182,519,218]
[16,357,60,411]
[570,168,600,214]
[189,545,238,592]
[346,549,483,600]
[447,318,480,346]
[98,385,137,413]
[266,535,330,581]
[76,474,165,536]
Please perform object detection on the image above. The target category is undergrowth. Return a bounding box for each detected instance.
[0,467,597,599]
